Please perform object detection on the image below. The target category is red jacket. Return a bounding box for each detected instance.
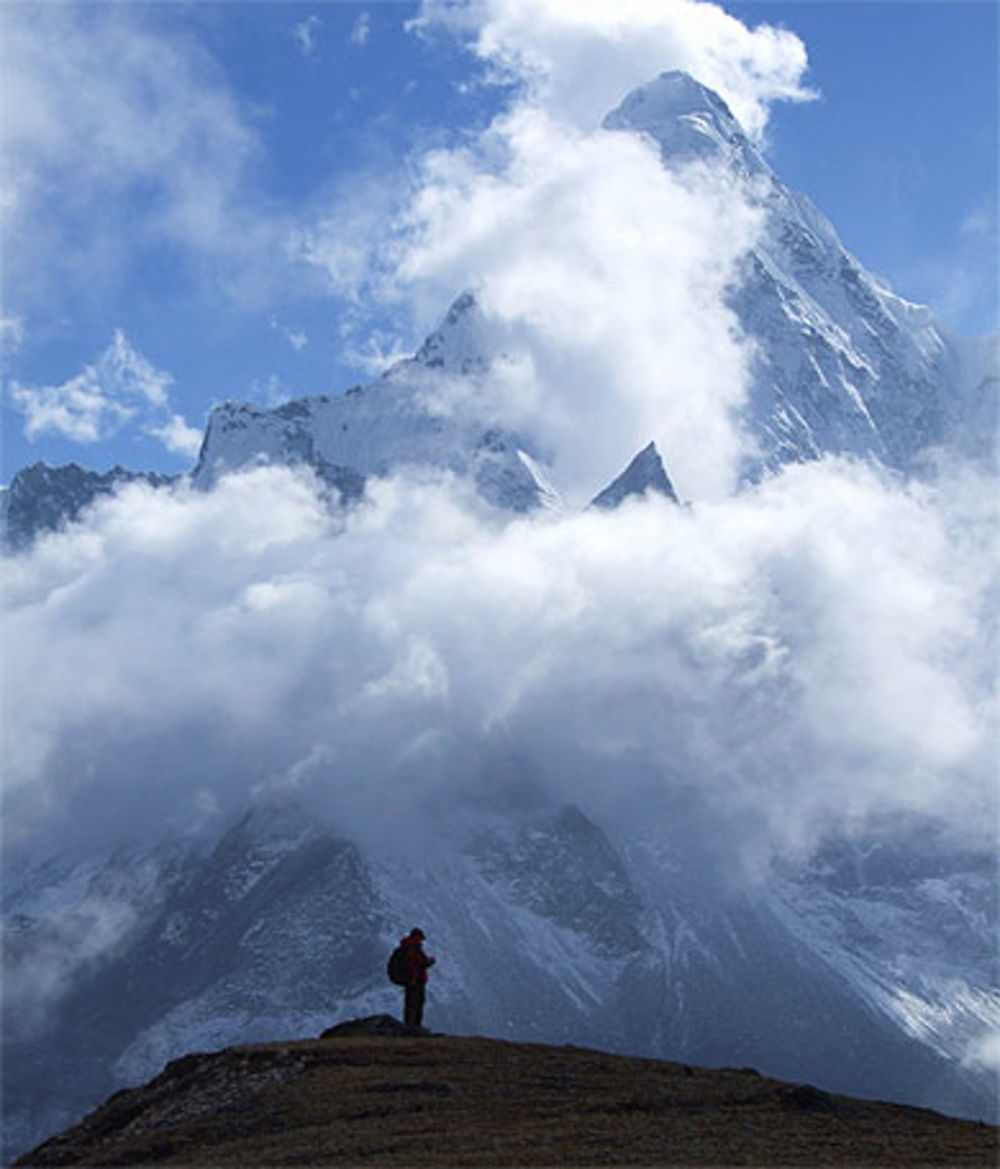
[400,936,434,984]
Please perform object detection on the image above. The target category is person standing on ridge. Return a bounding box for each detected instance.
[399,927,435,1029]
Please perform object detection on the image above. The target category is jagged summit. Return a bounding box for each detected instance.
[603,70,770,180]
[408,289,491,377]
[606,70,995,476]
[590,441,678,509]
[0,462,175,553]
[190,292,558,514]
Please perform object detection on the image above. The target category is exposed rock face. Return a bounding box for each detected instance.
[590,442,679,509]
[4,799,995,1160]
[0,462,175,552]
[15,1023,997,1168]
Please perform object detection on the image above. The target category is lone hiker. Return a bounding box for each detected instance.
[389,927,436,1029]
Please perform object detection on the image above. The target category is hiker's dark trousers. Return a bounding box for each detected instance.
[404,982,425,1028]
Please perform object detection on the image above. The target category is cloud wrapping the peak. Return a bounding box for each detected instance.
[417,0,815,136]
[306,0,816,501]
[391,107,762,498]
[3,460,995,870]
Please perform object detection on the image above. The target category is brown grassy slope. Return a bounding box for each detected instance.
[15,1016,999,1168]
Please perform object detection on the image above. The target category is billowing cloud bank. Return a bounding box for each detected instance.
[2,1,995,879]
[4,458,996,871]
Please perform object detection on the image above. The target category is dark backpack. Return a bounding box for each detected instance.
[387,945,410,987]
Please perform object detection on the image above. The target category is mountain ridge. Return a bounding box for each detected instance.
[3,67,997,1163]
[14,1016,997,1167]
[5,75,995,548]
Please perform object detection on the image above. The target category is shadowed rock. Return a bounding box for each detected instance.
[320,1014,436,1040]
[590,441,679,509]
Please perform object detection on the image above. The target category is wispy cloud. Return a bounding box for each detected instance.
[1,4,290,322]
[269,316,309,352]
[8,330,199,459]
[905,198,998,335]
[293,14,322,58]
[1,316,25,355]
[350,11,371,47]
[147,413,204,459]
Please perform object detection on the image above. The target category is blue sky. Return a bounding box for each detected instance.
[2,0,996,480]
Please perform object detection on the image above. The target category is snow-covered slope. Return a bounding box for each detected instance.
[192,292,560,514]
[604,71,997,478]
[4,799,995,1159]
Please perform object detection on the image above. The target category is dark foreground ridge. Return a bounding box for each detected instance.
[15,1016,998,1167]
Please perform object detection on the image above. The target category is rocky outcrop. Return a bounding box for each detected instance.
[1,462,175,552]
[589,441,679,509]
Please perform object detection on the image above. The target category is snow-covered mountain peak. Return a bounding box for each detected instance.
[406,290,492,378]
[603,70,769,180]
[604,72,996,478]
[190,294,559,514]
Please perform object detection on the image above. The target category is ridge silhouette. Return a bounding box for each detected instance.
[15,1016,997,1167]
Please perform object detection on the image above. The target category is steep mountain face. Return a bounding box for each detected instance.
[191,291,560,515]
[186,70,995,509]
[3,74,996,554]
[589,441,678,509]
[0,463,175,552]
[605,71,997,477]
[4,799,995,1160]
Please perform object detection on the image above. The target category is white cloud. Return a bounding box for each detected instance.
[249,373,294,408]
[351,12,371,47]
[960,203,995,240]
[304,111,764,500]
[147,413,204,459]
[1,315,25,355]
[415,0,816,136]
[301,0,820,501]
[9,330,200,460]
[10,331,170,443]
[269,317,310,352]
[1,4,288,317]
[293,15,322,57]
[3,459,995,869]
[399,110,763,499]
[964,1029,1000,1073]
[926,199,999,335]
[338,330,413,377]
